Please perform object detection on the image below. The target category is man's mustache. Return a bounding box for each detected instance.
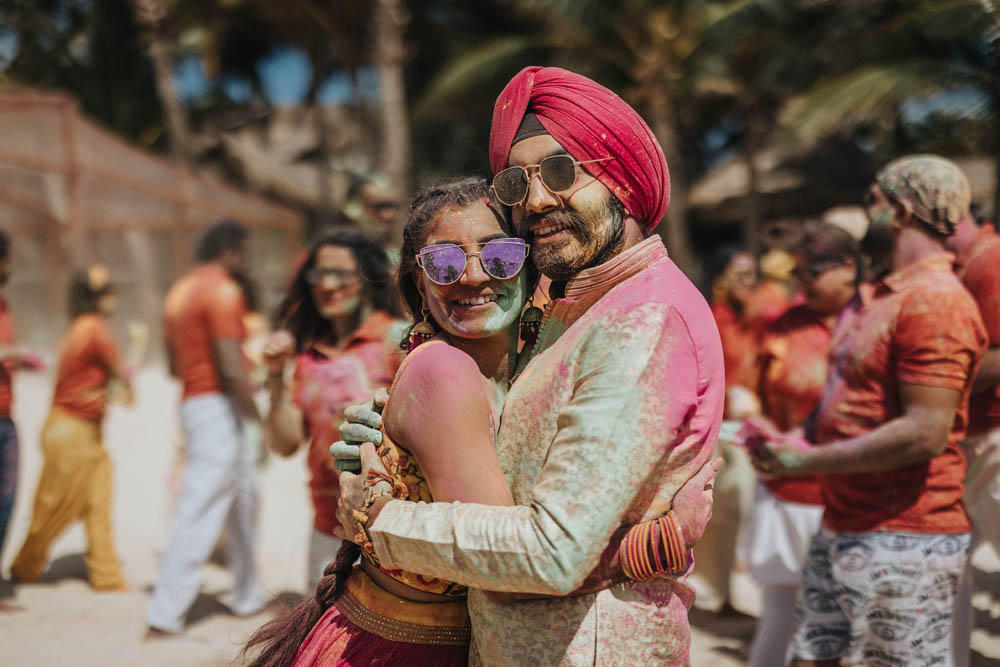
[521,209,587,241]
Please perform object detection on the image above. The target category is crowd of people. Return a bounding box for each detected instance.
[0,65,996,667]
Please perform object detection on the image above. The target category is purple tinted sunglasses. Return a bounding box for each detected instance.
[417,238,530,286]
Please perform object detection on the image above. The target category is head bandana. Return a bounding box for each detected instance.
[875,154,971,236]
[490,66,670,232]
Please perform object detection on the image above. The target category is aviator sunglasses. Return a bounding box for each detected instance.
[492,155,614,207]
[417,238,530,286]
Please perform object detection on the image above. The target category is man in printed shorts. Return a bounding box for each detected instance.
[751,154,986,666]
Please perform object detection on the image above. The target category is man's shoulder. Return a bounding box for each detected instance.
[894,275,985,341]
[963,236,1000,283]
[601,257,709,314]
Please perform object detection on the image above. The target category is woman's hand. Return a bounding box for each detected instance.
[262,330,296,376]
[335,443,393,543]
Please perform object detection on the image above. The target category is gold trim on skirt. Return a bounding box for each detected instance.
[334,567,470,647]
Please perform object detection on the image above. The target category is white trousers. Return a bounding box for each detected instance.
[743,481,824,667]
[147,394,266,633]
[307,527,343,590]
[952,426,1000,667]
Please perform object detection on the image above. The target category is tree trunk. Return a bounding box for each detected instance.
[645,74,699,283]
[373,0,411,244]
[129,0,183,347]
[742,112,763,259]
[131,0,191,164]
[148,37,192,164]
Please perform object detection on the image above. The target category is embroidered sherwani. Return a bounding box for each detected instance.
[369,237,725,665]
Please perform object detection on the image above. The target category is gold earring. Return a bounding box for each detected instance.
[407,306,435,353]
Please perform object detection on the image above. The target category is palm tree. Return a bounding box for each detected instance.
[411,0,711,279]
[373,0,412,213]
[131,0,193,164]
[776,0,1000,218]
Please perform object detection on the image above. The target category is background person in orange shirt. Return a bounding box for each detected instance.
[11,265,132,591]
[147,220,267,635]
[0,230,44,609]
[695,246,798,614]
[262,228,402,587]
[742,223,860,667]
[947,212,1000,667]
[750,155,986,667]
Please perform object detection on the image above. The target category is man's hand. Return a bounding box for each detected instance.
[671,457,723,546]
[335,442,392,543]
[330,389,389,471]
[747,426,814,477]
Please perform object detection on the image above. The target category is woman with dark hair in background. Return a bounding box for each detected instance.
[262,227,403,587]
[11,265,134,591]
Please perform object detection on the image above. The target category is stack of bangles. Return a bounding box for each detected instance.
[620,511,690,581]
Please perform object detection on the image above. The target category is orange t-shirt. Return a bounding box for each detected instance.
[293,311,400,536]
[756,305,830,505]
[816,255,986,534]
[164,263,246,400]
[713,302,760,389]
[957,224,1000,432]
[0,297,14,417]
[52,314,120,421]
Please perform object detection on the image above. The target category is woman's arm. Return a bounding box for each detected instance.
[263,330,305,457]
[382,342,513,507]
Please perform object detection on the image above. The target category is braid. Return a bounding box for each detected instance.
[243,541,362,667]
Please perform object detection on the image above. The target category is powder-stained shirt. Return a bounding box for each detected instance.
[52,314,120,421]
[163,263,246,400]
[713,301,760,390]
[369,237,725,666]
[756,305,830,505]
[714,282,794,391]
[816,253,986,534]
[0,297,14,417]
[957,224,1000,432]
[293,310,400,536]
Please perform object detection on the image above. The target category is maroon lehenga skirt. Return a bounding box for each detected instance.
[291,567,470,666]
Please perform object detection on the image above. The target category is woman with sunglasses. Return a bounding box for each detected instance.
[262,227,402,587]
[247,178,711,667]
[742,222,861,667]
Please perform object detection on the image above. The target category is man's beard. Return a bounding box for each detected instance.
[524,199,624,281]
[861,210,895,278]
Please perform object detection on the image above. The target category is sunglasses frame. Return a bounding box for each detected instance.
[416,238,530,286]
[492,155,615,207]
[304,267,362,287]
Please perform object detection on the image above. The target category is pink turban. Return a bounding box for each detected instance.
[489,66,670,232]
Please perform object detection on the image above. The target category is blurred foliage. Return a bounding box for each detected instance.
[2,0,996,218]
[0,0,166,147]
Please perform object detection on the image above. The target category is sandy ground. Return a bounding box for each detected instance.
[2,366,999,666]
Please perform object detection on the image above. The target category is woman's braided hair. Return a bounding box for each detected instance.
[242,540,360,667]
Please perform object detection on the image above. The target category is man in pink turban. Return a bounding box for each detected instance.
[336,66,724,665]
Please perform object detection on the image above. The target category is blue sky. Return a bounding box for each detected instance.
[174,47,378,107]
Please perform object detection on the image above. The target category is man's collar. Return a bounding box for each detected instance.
[881,252,956,293]
[563,236,667,299]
